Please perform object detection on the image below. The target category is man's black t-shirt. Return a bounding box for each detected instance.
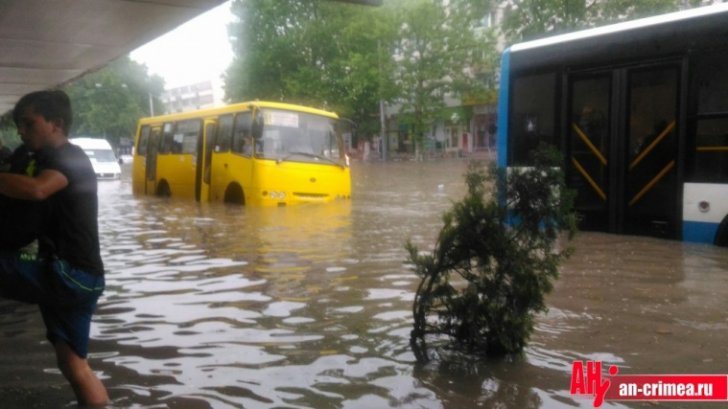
[36,142,104,275]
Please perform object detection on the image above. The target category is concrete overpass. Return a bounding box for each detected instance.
[0,0,235,113]
[0,0,381,114]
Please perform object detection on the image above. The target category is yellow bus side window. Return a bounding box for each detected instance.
[178,120,202,154]
[217,115,234,152]
[161,122,175,154]
[233,112,253,156]
[137,125,150,156]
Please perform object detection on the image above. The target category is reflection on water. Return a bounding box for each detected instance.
[0,160,727,408]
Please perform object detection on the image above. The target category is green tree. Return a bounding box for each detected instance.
[394,1,449,159]
[393,0,498,159]
[225,0,313,103]
[225,0,397,140]
[441,0,500,97]
[408,146,577,360]
[225,0,499,149]
[500,0,703,43]
[329,5,399,138]
[64,57,165,148]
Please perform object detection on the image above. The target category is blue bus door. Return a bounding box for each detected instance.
[568,73,612,231]
[623,66,679,238]
[568,64,680,238]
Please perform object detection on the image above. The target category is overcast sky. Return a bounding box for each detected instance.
[130,1,234,91]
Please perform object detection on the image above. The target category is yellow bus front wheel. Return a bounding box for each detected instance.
[224,184,245,206]
[157,181,171,198]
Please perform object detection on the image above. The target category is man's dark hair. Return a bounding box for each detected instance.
[12,90,73,136]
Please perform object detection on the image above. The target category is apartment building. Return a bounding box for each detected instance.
[161,80,217,114]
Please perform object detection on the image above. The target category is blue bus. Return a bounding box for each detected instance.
[497,4,728,246]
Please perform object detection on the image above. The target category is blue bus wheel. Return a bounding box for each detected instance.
[715,216,728,247]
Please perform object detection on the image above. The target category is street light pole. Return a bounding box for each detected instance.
[380,99,387,161]
[378,40,387,161]
[148,92,155,116]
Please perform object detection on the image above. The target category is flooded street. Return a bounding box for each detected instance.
[1,159,728,408]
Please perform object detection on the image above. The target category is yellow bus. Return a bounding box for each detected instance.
[131,101,351,206]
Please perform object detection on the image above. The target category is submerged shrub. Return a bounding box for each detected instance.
[408,145,577,360]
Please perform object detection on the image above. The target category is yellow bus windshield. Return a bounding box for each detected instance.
[257,109,343,166]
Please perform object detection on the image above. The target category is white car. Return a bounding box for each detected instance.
[70,137,122,180]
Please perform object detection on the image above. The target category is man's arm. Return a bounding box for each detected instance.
[0,169,68,201]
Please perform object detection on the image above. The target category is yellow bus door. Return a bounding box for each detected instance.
[145,127,161,195]
[197,120,216,202]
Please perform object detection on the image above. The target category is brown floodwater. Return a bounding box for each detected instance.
[0,159,727,408]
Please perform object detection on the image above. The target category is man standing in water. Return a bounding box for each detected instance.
[0,90,108,406]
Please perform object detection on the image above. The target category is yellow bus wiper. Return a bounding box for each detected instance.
[276,151,343,167]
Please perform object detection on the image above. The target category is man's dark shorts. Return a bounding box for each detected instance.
[0,253,104,358]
